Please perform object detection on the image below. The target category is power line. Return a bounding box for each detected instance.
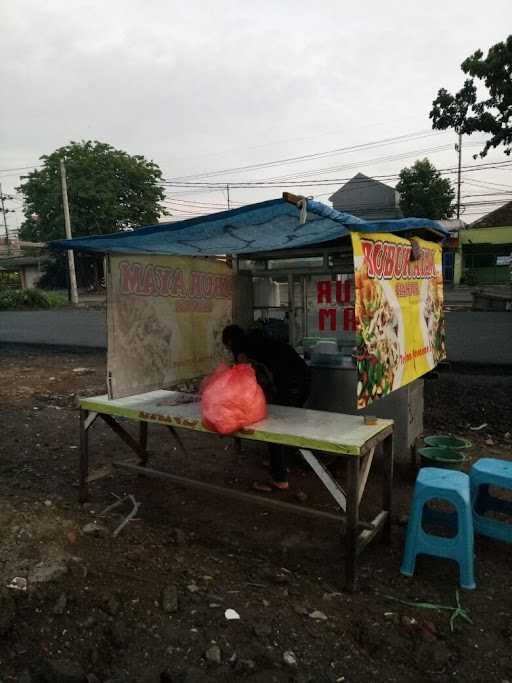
[164,205,226,215]
[163,197,244,208]
[0,164,43,175]
[462,191,512,198]
[162,191,512,220]
[162,158,512,188]
[464,177,512,191]
[167,114,422,165]
[243,141,486,185]
[166,130,446,182]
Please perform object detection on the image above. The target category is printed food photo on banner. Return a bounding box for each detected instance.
[420,271,446,366]
[351,233,446,409]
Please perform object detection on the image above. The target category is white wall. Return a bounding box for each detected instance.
[23,265,42,289]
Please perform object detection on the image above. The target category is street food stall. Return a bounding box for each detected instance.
[54,193,448,589]
[234,195,448,460]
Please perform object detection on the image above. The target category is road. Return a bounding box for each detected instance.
[444,311,512,364]
[0,310,107,348]
[0,309,511,364]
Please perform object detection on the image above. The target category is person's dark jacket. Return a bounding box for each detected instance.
[233,331,310,406]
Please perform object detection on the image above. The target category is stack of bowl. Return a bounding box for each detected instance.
[418,435,472,470]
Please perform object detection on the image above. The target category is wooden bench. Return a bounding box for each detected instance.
[79,390,394,591]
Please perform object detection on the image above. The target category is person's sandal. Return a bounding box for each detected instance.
[253,480,289,492]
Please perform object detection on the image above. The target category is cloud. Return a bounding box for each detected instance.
[2,0,511,226]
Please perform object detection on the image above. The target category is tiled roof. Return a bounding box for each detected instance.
[470,200,512,228]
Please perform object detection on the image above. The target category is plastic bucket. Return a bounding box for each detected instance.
[423,435,472,450]
[418,447,467,470]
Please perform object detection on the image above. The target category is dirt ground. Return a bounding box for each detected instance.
[0,346,511,683]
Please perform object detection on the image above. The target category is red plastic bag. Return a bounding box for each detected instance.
[201,363,267,435]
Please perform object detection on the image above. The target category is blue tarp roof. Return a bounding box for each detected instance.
[51,197,448,256]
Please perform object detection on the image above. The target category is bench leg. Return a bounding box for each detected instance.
[167,425,188,457]
[139,421,148,466]
[79,408,89,503]
[382,434,394,545]
[300,449,347,512]
[345,455,360,592]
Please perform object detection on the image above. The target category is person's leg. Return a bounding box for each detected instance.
[278,374,311,471]
[269,442,288,486]
[254,442,289,491]
[254,374,311,492]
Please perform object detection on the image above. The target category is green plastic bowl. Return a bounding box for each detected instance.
[424,435,472,450]
[418,447,467,470]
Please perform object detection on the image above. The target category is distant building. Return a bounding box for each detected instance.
[0,238,47,288]
[0,254,49,288]
[329,172,403,220]
[437,220,467,284]
[469,200,512,230]
[451,201,512,285]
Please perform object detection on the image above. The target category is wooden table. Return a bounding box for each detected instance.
[79,390,394,590]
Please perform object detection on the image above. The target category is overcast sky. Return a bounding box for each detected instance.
[2,0,511,232]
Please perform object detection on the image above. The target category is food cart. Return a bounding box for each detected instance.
[54,193,448,590]
[233,194,448,461]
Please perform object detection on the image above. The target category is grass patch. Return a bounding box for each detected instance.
[42,290,70,307]
[0,288,70,310]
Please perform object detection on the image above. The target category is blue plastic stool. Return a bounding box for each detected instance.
[470,458,512,544]
[401,467,476,590]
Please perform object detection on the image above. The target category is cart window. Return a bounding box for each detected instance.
[305,273,356,352]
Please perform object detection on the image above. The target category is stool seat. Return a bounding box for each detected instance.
[471,457,512,484]
[415,467,471,499]
[401,467,475,590]
[470,457,512,544]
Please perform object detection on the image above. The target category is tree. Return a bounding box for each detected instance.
[396,159,455,220]
[18,140,167,243]
[430,35,512,157]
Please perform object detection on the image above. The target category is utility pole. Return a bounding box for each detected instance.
[455,130,462,219]
[60,159,79,304]
[0,183,12,251]
[226,183,231,210]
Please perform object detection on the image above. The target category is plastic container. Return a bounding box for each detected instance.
[303,337,332,359]
[311,350,344,366]
[314,340,338,355]
[417,447,467,470]
[424,435,472,450]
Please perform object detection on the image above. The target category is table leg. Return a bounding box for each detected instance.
[345,455,360,592]
[166,426,188,457]
[300,449,347,512]
[139,421,148,466]
[382,434,394,544]
[79,408,89,503]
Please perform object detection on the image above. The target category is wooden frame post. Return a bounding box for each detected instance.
[79,408,89,503]
[345,455,361,592]
[139,421,148,466]
[166,425,188,457]
[381,433,394,544]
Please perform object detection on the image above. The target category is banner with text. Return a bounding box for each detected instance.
[107,255,232,399]
[310,274,356,345]
[351,233,446,408]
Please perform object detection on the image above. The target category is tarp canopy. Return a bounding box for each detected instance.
[51,197,448,256]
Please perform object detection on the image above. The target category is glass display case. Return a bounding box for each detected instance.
[236,249,424,463]
[239,251,356,368]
